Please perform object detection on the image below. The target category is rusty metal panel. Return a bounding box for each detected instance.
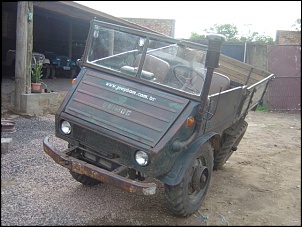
[206,87,244,132]
[268,77,301,111]
[267,45,301,111]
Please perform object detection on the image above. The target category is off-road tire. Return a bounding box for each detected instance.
[69,68,77,79]
[50,66,56,79]
[42,65,51,79]
[69,171,101,186]
[214,119,248,170]
[164,142,214,217]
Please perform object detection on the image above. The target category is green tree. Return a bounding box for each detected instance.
[190,32,206,40]
[190,23,274,44]
[239,32,259,42]
[253,34,274,44]
[292,19,301,31]
[205,24,239,41]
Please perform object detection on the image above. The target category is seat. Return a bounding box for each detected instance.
[208,72,230,95]
[133,54,170,83]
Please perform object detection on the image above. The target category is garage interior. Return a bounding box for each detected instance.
[2,1,158,115]
[2,1,158,66]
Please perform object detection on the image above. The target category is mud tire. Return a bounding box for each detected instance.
[42,64,51,79]
[69,171,101,186]
[49,66,56,79]
[214,119,248,170]
[69,68,77,79]
[164,142,214,217]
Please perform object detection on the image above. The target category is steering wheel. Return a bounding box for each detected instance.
[173,64,205,93]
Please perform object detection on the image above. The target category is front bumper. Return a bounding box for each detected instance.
[43,136,157,195]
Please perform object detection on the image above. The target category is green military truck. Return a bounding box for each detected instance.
[43,20,273,217]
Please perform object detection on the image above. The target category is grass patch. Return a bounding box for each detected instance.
[256,104,268,112]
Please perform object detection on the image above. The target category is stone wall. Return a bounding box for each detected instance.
[122,18,175,37]
[1,90,68,116]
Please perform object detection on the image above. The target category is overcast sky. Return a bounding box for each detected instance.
[75,1,301,40]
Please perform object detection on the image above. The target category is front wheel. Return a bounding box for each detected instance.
[49,66,56,79]
[42,64,51,79]
[69,68,77,79]
[164,142,214,217]
[69,171,101,186]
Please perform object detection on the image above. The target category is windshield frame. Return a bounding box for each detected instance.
[82,19,208,100]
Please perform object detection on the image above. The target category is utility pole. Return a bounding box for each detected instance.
[27,2,34,93]
[15,1,33,111]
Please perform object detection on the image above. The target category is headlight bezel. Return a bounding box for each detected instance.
[60,120,72,135]
[135,150,150,166]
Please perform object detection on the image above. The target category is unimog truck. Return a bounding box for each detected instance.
[43,20,274,217]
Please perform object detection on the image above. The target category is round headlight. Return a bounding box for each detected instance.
[61,120,71,134]
[135,150,149,166]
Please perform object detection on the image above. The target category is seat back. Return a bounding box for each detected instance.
[133,54,170,83]
[209,72,230,95]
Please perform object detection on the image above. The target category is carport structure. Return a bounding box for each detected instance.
[2,1,160,114]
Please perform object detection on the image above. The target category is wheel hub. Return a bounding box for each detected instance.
[192,165,209,191]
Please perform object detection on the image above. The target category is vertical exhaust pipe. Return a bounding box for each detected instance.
[172,34,225,151]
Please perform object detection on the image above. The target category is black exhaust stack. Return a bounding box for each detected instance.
[172,34,225,151]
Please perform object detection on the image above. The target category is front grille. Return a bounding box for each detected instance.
[73,125,132,161]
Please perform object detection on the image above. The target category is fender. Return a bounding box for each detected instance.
[157,132,219,186]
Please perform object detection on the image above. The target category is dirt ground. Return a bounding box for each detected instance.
[189,110,301,226]
[1,110,301,226]
[87,110,302,226]
[121,110,300,226]
[70,110,302,226]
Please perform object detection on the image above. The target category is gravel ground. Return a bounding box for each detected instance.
[1,113,184,226]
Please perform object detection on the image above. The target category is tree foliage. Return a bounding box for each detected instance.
[206,24,239,41]
[292,19,301,31]
[190,23,274,44]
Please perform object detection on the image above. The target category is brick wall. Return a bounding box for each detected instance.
[275,30,301,45]
[122,18,175,37]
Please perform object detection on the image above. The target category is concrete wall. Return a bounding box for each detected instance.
[246,43,268,71]
[2,91,68,116]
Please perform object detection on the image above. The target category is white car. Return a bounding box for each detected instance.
[3,50,51,78]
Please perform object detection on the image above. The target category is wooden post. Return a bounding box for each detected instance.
[15,1,28,111]
[26,1,33,94]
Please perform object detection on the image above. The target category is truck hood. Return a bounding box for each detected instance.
[64,70,189,147]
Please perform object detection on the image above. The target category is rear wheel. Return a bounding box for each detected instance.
[164,142,214,217]
[69,171,101,186]
[214,119,248,170]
